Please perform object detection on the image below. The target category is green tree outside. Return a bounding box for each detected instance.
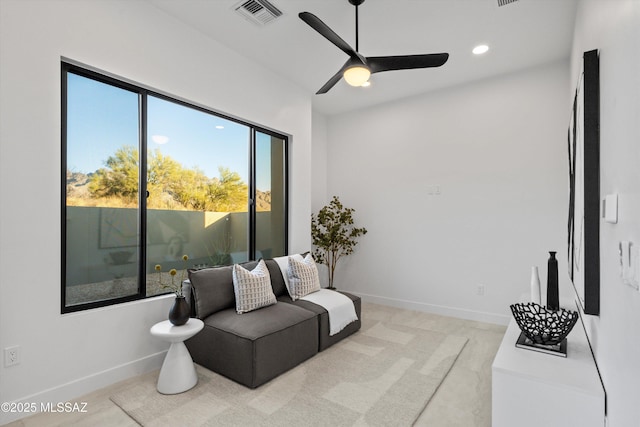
[80,145,249,212]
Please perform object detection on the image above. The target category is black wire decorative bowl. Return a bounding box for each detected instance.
[510,302,579,346]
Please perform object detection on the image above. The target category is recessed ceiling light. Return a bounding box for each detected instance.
[215,125,224,130]
[473,45,490,55]
[151,135,169,144]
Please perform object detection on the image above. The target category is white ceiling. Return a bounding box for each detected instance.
[146,0,578,116]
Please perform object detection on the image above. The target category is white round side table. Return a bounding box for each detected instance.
[150,318,204,394]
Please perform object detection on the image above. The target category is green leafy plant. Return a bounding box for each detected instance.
[203,222,234,267]
[311,196,367,289]
[86,146,249,211]
[155,254,189,297]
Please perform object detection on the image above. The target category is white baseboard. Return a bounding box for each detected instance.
[354,292,510,326]
[0,351,165,425]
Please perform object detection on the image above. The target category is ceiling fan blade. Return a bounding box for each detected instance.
[367,53,449,74]
[316,71,343,94]
[316,59,354,95]
[316,63,350,94]
[299,12,359,59]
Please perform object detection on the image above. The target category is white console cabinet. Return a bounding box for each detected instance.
[492,306,605,427]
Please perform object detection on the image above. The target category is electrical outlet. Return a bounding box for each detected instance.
[477,284,485,296]
[4,346,20,367]
[426,185,442,196]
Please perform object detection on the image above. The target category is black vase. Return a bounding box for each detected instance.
[547,251,559,311]
[169,296,190,326]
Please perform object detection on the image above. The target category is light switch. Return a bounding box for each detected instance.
[604,194,618,223]
[426,185,441,196]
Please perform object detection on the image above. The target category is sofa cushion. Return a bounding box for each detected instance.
[188,260,259,319]
[263,259,288,298]
[287,254,321,300]
[207,301,314,340]
[186,303,318,388]
[278,291,362,351]
[232,260,276,314]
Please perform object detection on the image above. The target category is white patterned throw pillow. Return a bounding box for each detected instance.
[273,253,304,298]
[232,260,277,314]
[288,254,321,300]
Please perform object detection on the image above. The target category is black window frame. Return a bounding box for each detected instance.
[61,61,288,314]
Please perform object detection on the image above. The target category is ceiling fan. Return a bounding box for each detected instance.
[299,0,449,94]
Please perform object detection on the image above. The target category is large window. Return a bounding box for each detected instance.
[62,63,288,312]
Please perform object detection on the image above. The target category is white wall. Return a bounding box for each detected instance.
[311,110,329,213]
[570,1,640,425]
[0,0,312,423]
[325,61,570,324]
[311,111,331,288]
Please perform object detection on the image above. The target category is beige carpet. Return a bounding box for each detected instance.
[110,320,467,427]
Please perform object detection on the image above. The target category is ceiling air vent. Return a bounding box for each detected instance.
[497,0,519,6]
[234,0,283,26]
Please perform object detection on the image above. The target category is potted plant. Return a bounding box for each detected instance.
[311,196,367,290]
[155,254,190,325]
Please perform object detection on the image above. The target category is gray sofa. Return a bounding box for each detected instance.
[183,259,361,388]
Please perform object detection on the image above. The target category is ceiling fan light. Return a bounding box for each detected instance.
[343,65,371,87]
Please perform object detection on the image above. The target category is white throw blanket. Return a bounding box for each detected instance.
[301,289,358,336]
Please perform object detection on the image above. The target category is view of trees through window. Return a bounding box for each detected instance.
[63,65,287,312]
